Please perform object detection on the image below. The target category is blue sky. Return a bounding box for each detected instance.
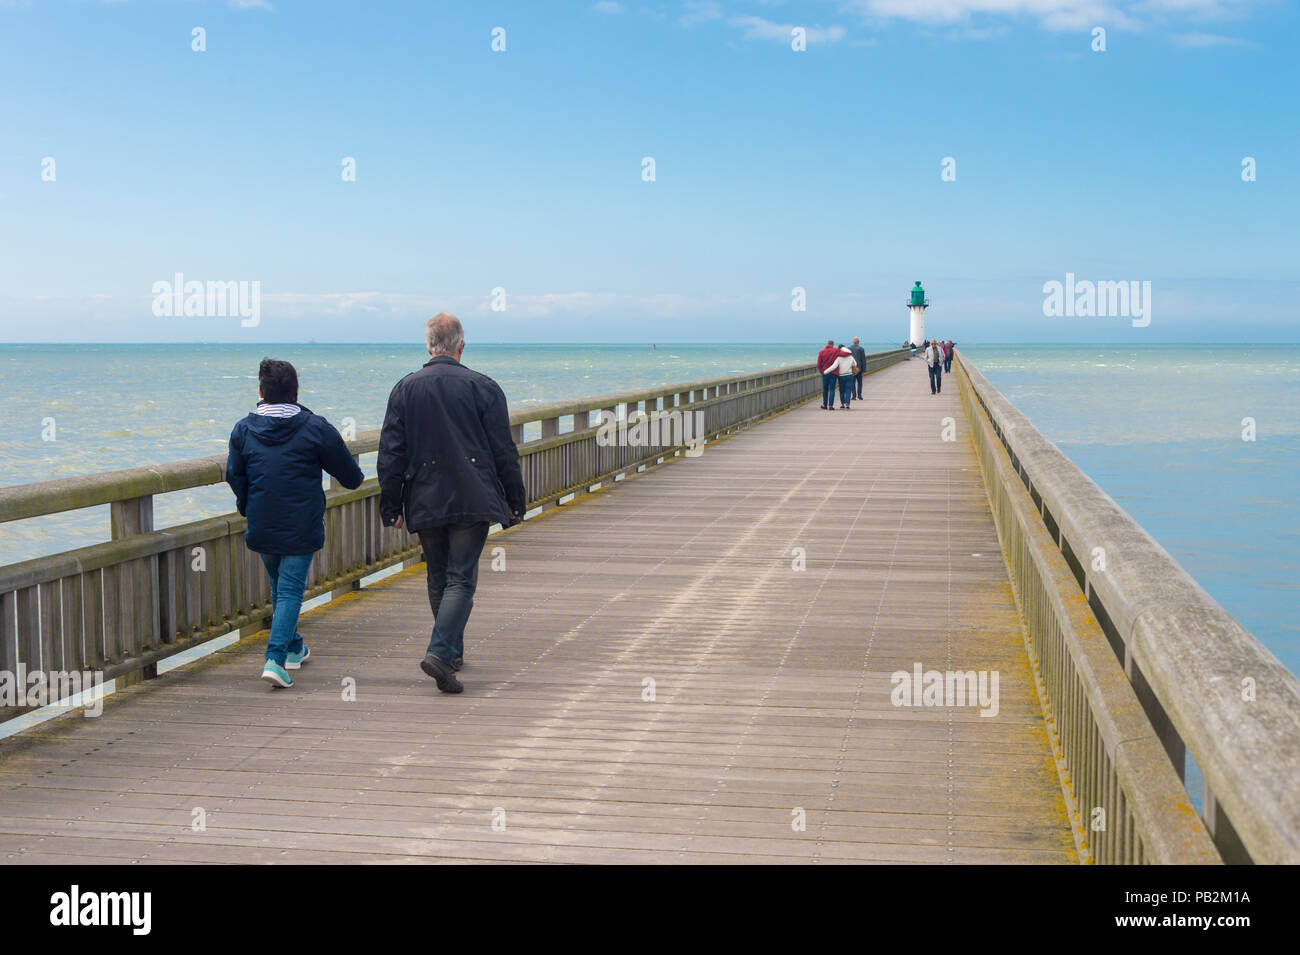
[1,0,1296,343]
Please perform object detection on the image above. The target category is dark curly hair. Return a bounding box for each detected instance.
[258,358,299,404]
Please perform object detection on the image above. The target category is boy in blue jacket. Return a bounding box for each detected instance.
[226,359,364,687]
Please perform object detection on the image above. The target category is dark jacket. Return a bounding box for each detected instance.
[816,345,840,373]
[377,355,526,531]
[226,404,364,555]
[849,344,867,373]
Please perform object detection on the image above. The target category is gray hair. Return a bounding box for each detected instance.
[425,312,465,355]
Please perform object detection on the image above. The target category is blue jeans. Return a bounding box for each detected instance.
[418,522,490,663]
[853,372,863,399]
[838,376,853,406]
[821,372,837,408]
[928,364,943,393]
[260,553,313,666]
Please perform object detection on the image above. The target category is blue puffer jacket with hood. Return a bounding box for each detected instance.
[226,404,364,555]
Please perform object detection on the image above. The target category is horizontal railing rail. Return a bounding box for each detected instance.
[0,350,911,722]
[955,350,1300,865]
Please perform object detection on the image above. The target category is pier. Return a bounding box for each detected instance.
[1,350,1297,864]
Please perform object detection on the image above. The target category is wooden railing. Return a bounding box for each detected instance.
[0,350,911,721]
[955,350,1300,865]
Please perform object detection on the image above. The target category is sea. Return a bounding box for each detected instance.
[1,342,1296,684]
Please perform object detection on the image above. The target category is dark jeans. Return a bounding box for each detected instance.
[853,372,863,399]
[943,357,952,372]
[260,553,312,666]
[821,372,837,408]
[928,364,943,394]
[837,376,853,406]
[418,522,490,664]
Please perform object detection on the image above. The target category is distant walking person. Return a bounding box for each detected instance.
[817,339,841,410]
[378,313,526,694]
[830,345,857,409]
[942,340,953,373]
[924,339,944,395]
[849,337,868,400]
[226,359,364,688]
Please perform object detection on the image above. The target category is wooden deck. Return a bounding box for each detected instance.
[0,359,1078,864]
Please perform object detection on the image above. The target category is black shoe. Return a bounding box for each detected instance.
[420,653,464,693]
[452,656,463,672]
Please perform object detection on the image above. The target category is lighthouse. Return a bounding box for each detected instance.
[907,281,929,345]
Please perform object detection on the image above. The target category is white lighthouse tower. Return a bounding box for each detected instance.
[908,281,929,345]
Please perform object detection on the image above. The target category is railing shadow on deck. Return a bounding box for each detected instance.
[0,349,911,724]
[955,350,1300,866]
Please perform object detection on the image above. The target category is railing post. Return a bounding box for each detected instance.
[109,495,159,684]
[330,454,363,595]
[110,496,154,540]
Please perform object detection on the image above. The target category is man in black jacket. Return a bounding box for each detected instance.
[849,337,868,400]
[226,358,364,688]
[378,313,526,693]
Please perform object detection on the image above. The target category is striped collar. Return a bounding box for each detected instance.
[254,403,301,418]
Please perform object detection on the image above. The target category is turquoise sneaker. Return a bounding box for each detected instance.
[286,645,311,670]
[261,660,293,688]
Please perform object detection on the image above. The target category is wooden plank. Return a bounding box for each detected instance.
[58,574,81,672]
[135,555,156,655]
[158,548,178,645]
[0,590,16,678]
[82,568,106,669]
[204,535,222,629]
[37,580,57,673]
[15,585,39,672]
[179,545,197,636]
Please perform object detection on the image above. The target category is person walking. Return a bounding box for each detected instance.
[942,339,953,373]
[377,313,527,694]
[849,337,868,400]
[226,358,364,688]
[830,345,857,409]
[924,339,945,395]
[817,339,841,410]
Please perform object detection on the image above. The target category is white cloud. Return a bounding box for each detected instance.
[680,1,724,26]
[732,15,847,42]
[842,0,1266,31]
[229,0,274,10]
[1171,30,1252,45]
[592,1,624,12]
[1136,0,1257,15]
